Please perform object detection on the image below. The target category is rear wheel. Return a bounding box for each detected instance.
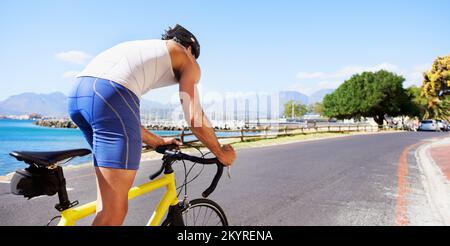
[162,199,228,226]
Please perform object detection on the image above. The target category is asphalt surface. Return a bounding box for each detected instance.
[1,131,449,226]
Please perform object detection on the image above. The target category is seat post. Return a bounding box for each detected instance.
[54,166,77,211]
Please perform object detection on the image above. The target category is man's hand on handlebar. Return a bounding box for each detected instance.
[153,143,227,198]
[217,144,236,167]
[160,137,183,147]
[141,126,183,148]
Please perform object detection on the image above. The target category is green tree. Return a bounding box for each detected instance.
[422,56,450,99]
[283,100,307,119]
[406,86,450,120]
[425,97,450,120]
[405,86,427,119]
[323,70,410,126]
[420,56,450,120]
[313,102,324,115]
[307,104,314,113]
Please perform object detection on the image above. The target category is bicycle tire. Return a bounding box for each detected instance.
[162,198,228,226]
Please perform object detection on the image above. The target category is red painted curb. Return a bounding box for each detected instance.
[395,143,422,226]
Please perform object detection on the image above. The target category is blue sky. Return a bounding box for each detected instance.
[0,0,449,103]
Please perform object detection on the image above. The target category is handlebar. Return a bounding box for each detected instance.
[153,144,224,198]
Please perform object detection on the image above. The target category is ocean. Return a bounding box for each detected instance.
[0,120,184,176]
[0,120,247,176]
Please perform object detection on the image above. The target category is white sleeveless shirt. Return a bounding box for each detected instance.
[77,40,178,99]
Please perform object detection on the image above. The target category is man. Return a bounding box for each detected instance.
[68,24,236,226]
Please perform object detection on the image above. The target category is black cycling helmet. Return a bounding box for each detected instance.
[162,24,200,59]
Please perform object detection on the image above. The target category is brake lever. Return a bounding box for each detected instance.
[227,166,232,179]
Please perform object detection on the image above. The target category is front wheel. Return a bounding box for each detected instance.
[162,199,228,226]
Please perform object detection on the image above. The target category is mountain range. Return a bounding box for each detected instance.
[0,92,171,117]
[0,89,335,117]
[277,89,334,117]
[308,89,335,104]
[279,89,335,105]
[0,92,68,117]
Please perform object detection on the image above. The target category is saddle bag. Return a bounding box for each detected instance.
[10,166,60,199]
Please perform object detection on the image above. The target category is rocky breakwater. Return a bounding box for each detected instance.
[144,124,184,131]
[34,119,78,129]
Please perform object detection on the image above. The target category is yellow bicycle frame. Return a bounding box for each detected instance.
[57,173,179,226]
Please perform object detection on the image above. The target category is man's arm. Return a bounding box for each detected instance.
[179,84,222,155]
[141,126,181,148]
[141,126,163,147]
[179,68,235,166]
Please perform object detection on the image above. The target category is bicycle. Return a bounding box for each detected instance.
[9,142,229,226]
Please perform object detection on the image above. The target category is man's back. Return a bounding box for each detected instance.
[77,39,177,99]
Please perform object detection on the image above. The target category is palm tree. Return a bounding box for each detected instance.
[424,96,450,120]
[407,86,450,120]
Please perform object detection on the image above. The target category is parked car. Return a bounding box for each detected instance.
[436,120,449,132]
[418,120,439,131]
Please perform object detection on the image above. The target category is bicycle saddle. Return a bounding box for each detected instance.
[10,149,92,167]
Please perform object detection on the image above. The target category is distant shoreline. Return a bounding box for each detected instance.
[32,119,247,131]
[32,119,188,131]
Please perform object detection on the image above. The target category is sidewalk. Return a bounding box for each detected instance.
[417,136,450,225]
[429,138,450,182]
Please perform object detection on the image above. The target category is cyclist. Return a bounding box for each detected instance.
[68,24,236,226]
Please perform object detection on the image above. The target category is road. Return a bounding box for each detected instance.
[1,132,449,226]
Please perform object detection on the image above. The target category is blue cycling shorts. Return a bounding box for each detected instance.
[68,77,142,170]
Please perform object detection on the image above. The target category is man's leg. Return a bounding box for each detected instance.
[90,78,142,225]
[92,167,137,226]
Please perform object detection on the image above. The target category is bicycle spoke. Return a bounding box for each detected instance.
[207,208,216,226]
[179,201,226,226]
[202,207,209,226]
[192,207,196,226]
[195,206,202,225]
[205,209,214,226]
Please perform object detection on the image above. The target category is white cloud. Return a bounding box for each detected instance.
[289,82,317,96]
[289,80,341,96]
[296,63,400,80]
[296,72,326,80]
[404,63,431,87]
[55,51,92,65]
[62,71,80,78]
[334,63,401,78]
[318,81,342,89]
[294,62,432,95]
